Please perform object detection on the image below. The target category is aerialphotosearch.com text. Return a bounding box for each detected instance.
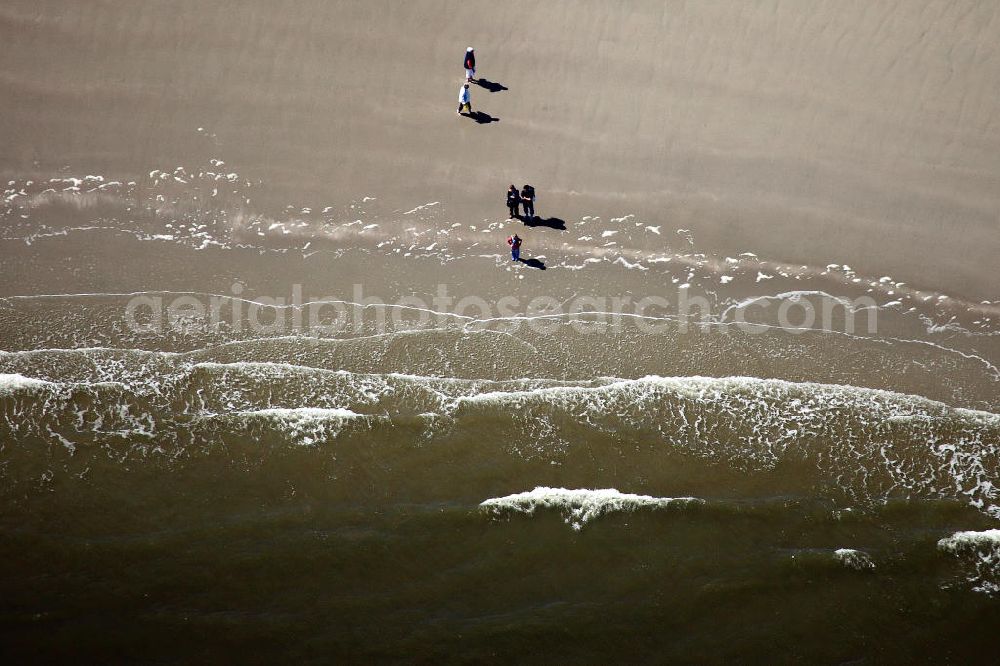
[124,283,879,336]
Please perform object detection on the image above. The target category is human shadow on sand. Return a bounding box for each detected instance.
[475,78,508,93]
[464,110,500,124]
[522,216,566,230]
[519,257,546,270]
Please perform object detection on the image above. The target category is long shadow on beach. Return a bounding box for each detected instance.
[475,78,508,93]
[520,258,546,270]
[523,216,566,230]
[464,110,499,124]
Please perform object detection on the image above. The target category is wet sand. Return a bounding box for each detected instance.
[3,0,999,298]
[2,1,1000,662]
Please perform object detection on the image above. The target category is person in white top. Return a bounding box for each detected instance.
[457,83,471,115]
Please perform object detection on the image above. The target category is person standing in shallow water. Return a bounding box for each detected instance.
[457,83,471,115]
[464,47,476,82]
[506,185,521,219]
[507,233,522,261]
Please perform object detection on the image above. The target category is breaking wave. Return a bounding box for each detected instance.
[479,487,703,530]
[833,548,876,571]
[1,356,998,518]
[937,529,1000,595]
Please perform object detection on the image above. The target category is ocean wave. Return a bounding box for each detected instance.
[0,373,57,393]
[1,362,998,517]
[937,529,1000,595]
[198,407,372,446]
[480,487,703,530]
[833,548,875,570]
[2,291,996,402]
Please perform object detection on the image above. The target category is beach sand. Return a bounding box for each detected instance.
[2,1,1000,662]
[3,0,999,298]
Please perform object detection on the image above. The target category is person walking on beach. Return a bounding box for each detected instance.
[506,184,521,219]
[458,83,471,115]
[464,47,476,82]
[520,184,535,220]
[507,233,522,261]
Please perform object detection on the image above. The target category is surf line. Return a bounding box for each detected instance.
[1,290,997,381]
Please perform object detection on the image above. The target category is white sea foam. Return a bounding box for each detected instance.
[403,202,439,215]
[232,407,362,420]
[458,375,1000,515]
[480,487,702,530]
[613,256,648,271]
[208,407,370,446]
[3,354,998,516]
[938,529,1000,550]
[0,373,56,393]
[938,529,1000,594]
[834,548,875,570]
[719,290,858,322]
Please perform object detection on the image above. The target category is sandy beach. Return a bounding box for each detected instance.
[4,0,999,297]
[2,1,999,662]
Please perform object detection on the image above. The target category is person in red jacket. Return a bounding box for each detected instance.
[464,47,476,82]
[507,234,522,261]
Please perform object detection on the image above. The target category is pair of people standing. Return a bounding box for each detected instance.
[457,47,475,115]
[506,184,536,220]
